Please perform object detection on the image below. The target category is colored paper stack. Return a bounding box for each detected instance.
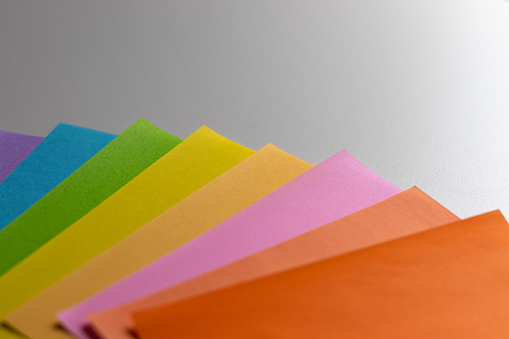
[0,119,506,339]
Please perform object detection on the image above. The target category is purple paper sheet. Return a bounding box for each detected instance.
[0,129,43,184]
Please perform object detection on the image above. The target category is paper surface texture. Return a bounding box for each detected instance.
[0,126,251,329]
[0,118,181,278]
[59,150,401,339]
[134,211,508,339]
[7,144,311,339]
[0,129,43,184]
[0,119,180,338]
[91,187,458,339]
[0,123,116,229]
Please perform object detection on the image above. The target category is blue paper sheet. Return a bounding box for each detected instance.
[0,123,116,230]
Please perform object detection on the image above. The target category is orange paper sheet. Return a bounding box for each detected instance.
[134,211,508,339]
[91,187,458,338]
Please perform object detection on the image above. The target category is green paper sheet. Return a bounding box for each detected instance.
[0,118,181,277]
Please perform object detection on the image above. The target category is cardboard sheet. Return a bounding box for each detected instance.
[134,211,508,339]
[90,187,458,339]
[0,129,43,184]
[7,144,312,339]
[0,126,252,331]
[59,150,401,339]
[0,123,116,229]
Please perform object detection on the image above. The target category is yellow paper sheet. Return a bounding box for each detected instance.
[0,325,24,339]
[6,144,312,339]
[0,126,253,328]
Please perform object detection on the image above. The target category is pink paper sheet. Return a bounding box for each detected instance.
[59,150,401,338]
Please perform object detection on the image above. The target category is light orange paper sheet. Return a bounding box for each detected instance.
[91,187,458,339]
[134,211,507,339]
[6,145,312,339]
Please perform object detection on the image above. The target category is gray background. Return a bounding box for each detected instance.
[1,0,508,219]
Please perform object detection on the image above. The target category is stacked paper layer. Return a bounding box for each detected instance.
[0,118,505,339]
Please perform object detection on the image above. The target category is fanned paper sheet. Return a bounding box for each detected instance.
[6,144,311,339]
[0,119,182,339]
[0,126,252,331]
[59,150,401,339]
[0,118,180,277]
[0,129,43,184]
[90,187,458,339]
[0,123,115,229]
[134,211,507,339]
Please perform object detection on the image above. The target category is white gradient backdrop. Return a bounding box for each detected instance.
[1,0,508,218]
